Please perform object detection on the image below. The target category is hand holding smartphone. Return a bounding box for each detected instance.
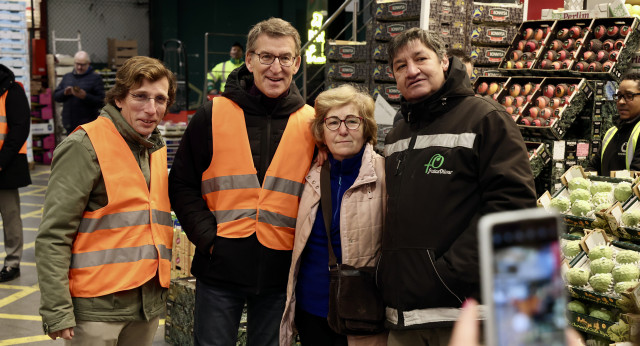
[479,208,567,346]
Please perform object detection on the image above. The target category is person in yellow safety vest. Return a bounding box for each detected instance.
[206,42,244,95]
[35,56,177,344]
[0,63,31,283]
[586,72,640,176]
[169,18,316,345]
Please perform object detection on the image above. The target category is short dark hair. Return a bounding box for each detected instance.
[387,28,446,70]
[247,17,301,57]
[447,49,473,65]
[621,71,640,84]
[232,42,244,52]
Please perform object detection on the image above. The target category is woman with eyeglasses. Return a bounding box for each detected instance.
[279,84,387,346]
[586,71,640,176]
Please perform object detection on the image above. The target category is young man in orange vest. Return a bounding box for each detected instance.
[0,64,31,283]
[36,56,176,344]
[169,18,316,345]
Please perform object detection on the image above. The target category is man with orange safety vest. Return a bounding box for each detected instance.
[0,64,31,283]
[169,18,316,345]
[35,56,176,344]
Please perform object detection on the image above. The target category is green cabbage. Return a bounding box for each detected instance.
[589,245,613,260]
[616,249,640,264]
[612,264,640,282]
[550,196,570,212]
[567,300,587,314]
[562,240,581,258]
[614,182,633,202]
[622,209,640,227]
[570,189,591,204]
[571,200,592,216]
[589,308,613,321]
[590,257,614,274]
[589,273,613,292]
[591,181,613,195]
[607,320,630,342]
[567,267,590,286]
[614,281,638,294]
[569,177,591,191]
[592,192,610,206]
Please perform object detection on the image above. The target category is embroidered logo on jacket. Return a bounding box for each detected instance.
[424,154,453,175]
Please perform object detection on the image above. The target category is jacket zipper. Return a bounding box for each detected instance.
[426,249,463,305]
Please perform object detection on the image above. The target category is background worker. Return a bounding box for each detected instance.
[53,51,105,134]
[0,63,31,283]
[206,42,244,95]
[587,71,640,176]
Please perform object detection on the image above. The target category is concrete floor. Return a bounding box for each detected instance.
[0,164,169,345]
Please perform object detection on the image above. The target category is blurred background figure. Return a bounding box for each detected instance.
[53,51,105,134]
[0,63,31,283]
[206,42,244,95]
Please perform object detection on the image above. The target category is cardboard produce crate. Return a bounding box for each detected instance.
[325,40,368,62]
[371,83,401,104]
[374,0,420,21]
[498,20,556,75]
[531,18,592,75]
[373,21,419,42]
[108,38,137,70]
[471,3,524,25]
[325,62,369,83]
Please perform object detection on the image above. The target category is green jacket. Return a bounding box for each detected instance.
[35,104,168,334]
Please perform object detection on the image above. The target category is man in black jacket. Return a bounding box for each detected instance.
[379,28,536,346]
[169,18,316,346]
[586,71,640,175]
[53,51,105,134]
[0,64,31,282]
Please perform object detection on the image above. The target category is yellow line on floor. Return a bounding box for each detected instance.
[19,187,47,196]
[0,335,51,345]
[20,203,43,208]
[0,313,41,321]
[23,227,38,231]
[0,284,39,309]
[21,209,43,219]
[30,170,51,177]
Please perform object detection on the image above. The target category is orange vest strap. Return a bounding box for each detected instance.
[0,86,28,154]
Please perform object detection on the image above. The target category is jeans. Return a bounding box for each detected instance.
[194,280,286,346]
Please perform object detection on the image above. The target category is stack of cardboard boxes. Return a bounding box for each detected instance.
[107,38,137,70]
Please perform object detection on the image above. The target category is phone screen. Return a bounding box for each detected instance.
[488,215,567,346]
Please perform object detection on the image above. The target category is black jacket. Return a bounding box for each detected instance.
[53,66,105,132]
[169,65,310,294]
[586,116,640,176]
[378,57,536,329]
[0,64,31,189]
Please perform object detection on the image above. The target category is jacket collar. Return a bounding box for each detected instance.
[306,143,378,193]
[99,104,165,152]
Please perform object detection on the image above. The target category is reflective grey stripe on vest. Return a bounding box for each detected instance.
[626,121,640,170]
[263,176,304,197]
[79,209,172,233]
[258,209,296,229]
[0,133,5,141]
[152,210,173,227]
[384,133,476,157]
[201,174,261,195]
[601,127,618,168]
[0,115,6,122]
[71,243,172,269]
[212,209,257,223]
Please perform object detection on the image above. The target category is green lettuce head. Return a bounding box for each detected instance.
[589,273,613,292]
[569,177,591,191]
[550,196,571,213]
[591,181,613,195]
[612,264,640,282]
[570,189,591,204]
[614,182,633,202]
[622,209,640,227]
[567,267,590,286]
[589,245,613,260]
[590,257,614,274]
[615,249,640,264]
[571,200,592,216]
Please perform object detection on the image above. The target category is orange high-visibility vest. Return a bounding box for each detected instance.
[201,96,315,250]
[0,82,28,154]
[68,116,173,297]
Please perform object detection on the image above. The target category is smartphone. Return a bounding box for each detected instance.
[479,208,567,346]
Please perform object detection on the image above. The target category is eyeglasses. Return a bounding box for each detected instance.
[251,52,295,67]
[129,92,168,106]
[324,115,363,131]
[614,92,640,102]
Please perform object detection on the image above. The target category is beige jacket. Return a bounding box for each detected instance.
[279,143,387,346]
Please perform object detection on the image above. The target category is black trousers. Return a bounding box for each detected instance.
[295,307,348,346]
